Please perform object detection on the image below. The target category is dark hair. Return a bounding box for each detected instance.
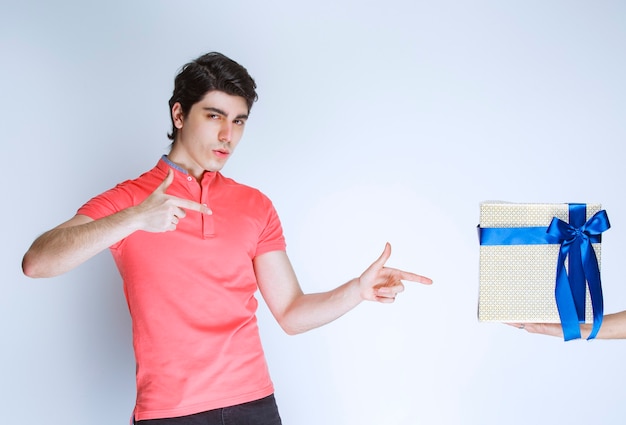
[167,52,258,141]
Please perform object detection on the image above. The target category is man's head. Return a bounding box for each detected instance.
[167,52,258,142]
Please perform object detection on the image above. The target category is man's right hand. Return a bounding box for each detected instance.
[133,169,212,233]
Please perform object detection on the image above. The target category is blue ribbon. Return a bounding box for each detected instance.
[547,206,610,340]
[479,204,610,341]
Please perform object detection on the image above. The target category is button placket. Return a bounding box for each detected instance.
[200,176,216,238]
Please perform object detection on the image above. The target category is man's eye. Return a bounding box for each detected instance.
[234,119,245,126]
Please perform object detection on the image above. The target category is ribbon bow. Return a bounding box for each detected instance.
[546,206,610,340]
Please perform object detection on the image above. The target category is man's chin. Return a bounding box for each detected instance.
[204,161,227,173]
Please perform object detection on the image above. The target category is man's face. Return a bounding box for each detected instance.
[169,90,249,178]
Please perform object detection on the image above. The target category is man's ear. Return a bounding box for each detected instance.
[172,102,184,129]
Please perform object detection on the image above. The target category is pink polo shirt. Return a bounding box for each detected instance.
[77,157,286,421]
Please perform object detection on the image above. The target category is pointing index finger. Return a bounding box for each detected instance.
[175,197,213,215]
[397,270,433,285]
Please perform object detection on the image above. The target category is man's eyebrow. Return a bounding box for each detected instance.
[202,107,248,120]
[202,106,226,115]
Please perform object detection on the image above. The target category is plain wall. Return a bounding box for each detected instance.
[3,1,626,424]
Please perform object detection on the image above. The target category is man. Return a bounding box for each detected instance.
[22,52,433,424]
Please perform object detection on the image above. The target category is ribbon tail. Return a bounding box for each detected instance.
[568,238,587,320]
[581,241,604,340]
[554,247,582,341]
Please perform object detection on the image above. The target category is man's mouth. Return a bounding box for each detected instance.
[213,149,230,158]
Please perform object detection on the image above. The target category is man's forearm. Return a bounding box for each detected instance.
[279,278,364,335]
[22,209,139,278]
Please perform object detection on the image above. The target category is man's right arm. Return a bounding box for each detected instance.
[22,169,211,278]
[23,211,141,278]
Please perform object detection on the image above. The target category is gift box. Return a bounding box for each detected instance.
[477,202,610,340]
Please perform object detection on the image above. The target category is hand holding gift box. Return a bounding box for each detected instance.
[477,202,610,341]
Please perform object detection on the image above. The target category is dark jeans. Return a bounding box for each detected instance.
[135,394,282,425]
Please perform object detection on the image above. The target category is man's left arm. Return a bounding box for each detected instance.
[253,243,432,335]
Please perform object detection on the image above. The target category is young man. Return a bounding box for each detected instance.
[22,52,433,424]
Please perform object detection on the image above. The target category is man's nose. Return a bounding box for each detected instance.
[218,122,232,143]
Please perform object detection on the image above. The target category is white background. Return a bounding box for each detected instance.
[3,1,626,424]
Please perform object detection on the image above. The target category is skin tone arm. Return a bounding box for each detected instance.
[25,163,431,335]
[509,310,626,339]
[22,170,211,278]
[254,243,433,335]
